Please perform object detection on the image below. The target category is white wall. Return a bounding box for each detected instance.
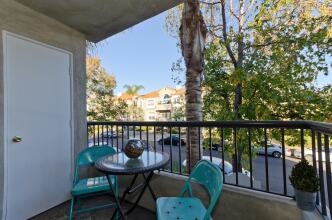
[0,0,87,216]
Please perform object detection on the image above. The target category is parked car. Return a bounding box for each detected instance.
[158,135,186,146]
[182,156,252,178]
[88,141,117,151]
[101,131,118,138]
[182,156,233,175]
[203,138,220,151]
[255,144,283,158]
[294,147,332,162]
[285,148,292,157]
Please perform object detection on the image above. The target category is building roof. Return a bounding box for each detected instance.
[118,93,136,100]
[174,87,185,95]
[15,0,182,42]
[140,87,185,99]
[140,90,160,99]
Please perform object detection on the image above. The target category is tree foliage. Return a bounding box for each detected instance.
[123,84,145,95]
[87,56,127,121]
[202,0,332,121]
[166,0,332,171]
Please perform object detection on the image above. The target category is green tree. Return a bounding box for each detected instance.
[123,84,145,95]
[167,0,332,171]
[87,56,127,121]
[126,105,144,121]
[120,84,144,121]
[172,106,185,121]
[203,1,331,170]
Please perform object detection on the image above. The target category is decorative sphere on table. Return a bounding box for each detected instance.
[124,138,145,158]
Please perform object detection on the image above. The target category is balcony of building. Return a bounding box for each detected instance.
[77,120,332,220]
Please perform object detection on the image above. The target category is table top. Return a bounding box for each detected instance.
[95,151,170,175]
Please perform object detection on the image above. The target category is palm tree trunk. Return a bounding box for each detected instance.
[180,0,207,171]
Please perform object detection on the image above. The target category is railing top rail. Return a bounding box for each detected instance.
[87,120,309,128]
[306,121,332,135]
[87,120,332,134]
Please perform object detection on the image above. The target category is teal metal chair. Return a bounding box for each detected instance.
[156,160,223,220]
[69,145,118,220]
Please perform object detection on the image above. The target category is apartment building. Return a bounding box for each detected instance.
[118,87,185,121]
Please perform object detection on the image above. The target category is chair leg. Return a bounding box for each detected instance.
[76,197,81,208]
[115,176,120,220]
[69,196,75,220]
[115,176,119,197]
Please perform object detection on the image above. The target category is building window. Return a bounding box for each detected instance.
[173,97,181,104]
[161,112,170,119]
[147,99,155,107]
[162,94,171,104]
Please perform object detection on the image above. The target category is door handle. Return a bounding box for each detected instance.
[12,136,22,143]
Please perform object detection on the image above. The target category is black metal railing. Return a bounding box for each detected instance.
[87,120,332,218]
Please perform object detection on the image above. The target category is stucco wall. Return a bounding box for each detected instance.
[118,172,305,220]
[0,0,87,217]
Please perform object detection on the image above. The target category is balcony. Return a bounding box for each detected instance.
[81,120,332,220]
[156,103,172,111]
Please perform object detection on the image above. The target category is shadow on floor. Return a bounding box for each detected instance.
[30,195,155,220]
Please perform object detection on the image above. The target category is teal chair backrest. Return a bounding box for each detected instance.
[179,160,223,220]
[73,145,116,184]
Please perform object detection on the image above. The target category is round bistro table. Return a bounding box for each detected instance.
[95,151,170,220]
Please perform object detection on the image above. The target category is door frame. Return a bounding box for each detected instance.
[2,31,74,219]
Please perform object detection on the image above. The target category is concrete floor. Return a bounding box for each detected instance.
[30,195,155,220]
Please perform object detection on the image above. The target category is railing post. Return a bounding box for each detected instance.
[324,135,332,218]
[281,128,287,195]
[220,128,225,184]
[311,130,319,205]
[264,128,269,192]
[300,129,305,159]
[178,126,182,174]
[233,128,238,185]
[317,132,327,215]
[248,128,253,189]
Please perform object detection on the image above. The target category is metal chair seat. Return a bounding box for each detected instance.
[156,160,223,220]
[71,176,115,196]
[156,197,212,220]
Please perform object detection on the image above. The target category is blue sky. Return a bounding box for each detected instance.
[97,11,331,95]
[97,12,180,95]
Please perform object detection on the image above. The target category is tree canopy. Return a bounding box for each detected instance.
[166,0,332,123]
[123,84,145,95]
[87,56,127,121]
[166,0,332,171]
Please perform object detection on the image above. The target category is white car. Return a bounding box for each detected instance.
[294,147,332,162]
[255,144,283,158]
[182,156,233,175]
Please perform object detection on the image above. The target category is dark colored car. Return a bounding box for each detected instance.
[203,138,220,151]
[158,135,186,146]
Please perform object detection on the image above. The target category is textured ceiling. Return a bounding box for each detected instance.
[15,0,182,42]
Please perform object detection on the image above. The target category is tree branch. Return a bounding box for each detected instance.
[221,0,238,67]
[242,0,256,16]
[200,0,221,6]
[229,0,240,20]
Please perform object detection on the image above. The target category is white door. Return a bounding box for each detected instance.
[3,32,72,220]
